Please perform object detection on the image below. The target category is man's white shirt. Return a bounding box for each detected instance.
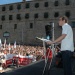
[61,23,74,52]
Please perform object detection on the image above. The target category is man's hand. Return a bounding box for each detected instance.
[46,34,66,45]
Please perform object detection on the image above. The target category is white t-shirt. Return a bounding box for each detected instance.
[61,23,74,52]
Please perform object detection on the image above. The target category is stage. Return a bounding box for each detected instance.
[0,59,75,75]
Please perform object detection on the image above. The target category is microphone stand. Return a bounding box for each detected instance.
[42,40,47,75]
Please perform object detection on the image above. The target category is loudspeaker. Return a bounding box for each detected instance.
[45,25,52,39]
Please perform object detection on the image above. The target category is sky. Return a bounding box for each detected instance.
[0,0,30,5]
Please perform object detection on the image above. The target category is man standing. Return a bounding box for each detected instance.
[47,16,74,75]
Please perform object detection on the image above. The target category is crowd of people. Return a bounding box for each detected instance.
[0,43,44,62]
[0,39,62,72]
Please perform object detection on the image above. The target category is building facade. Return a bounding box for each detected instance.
[0,0,75,45]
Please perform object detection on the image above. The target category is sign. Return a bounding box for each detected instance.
[3,31,10,37]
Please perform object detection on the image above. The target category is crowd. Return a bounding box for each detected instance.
[0,43,44,61]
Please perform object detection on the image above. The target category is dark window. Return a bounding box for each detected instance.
[65,11,70,18]
[17,4,21,10]
[14,24,17,29]
[2,6,5,11]
[65,0,70,5]
[30,23,33,29]
[9,15,13,20]
[44,12,48,18]
[54,12,59,17]
[34,13,38,18]
[54,1,59,6]
[35,3,39,8]
[44,2,48,7]
[9,5,13,10]
[0,25,2,29]
[16,14,21,20]
[71,22,75,28]
[25,13,29,19]
[1,15,5,21]
[25,3,30,8]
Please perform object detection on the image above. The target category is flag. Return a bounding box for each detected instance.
[4,38,6,48]
[0,39,2,48]
[8,43,11,54]
[14,41,16,49]
[8,43,11,50]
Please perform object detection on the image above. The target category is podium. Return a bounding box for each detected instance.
[36,37,54,75]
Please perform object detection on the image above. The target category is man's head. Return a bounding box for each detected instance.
[58,16,68,26]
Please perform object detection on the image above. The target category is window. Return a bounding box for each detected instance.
[35,3,39,8]
[2,6,5,11]
[71,22,75,28]
[65,0,70,5]
[65,11,70,18]
[25,3,30,8]
[34,13,38,18]
[16,14,21,20]
[44,12,49,18]
[0,25,2,29]
[54,1,59,6]
[44,2,48,7]
[9,5,13,10]
[30,23,33,29]
[25,13,29,19]
[14,24,17,29]
[1,15,5,21]
[54,12,59,17]
[17,4,21,10]
[9,15,13,20]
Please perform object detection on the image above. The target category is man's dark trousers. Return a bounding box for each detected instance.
[61,50,72,75]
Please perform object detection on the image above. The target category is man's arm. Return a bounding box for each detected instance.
[47,34,67,44]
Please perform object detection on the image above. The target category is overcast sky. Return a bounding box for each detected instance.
[0,0,31,5]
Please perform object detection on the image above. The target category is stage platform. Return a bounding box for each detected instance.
[0,59,75,75]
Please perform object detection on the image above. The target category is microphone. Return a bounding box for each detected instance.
[35,37,39,39]
[35,37,42,40]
